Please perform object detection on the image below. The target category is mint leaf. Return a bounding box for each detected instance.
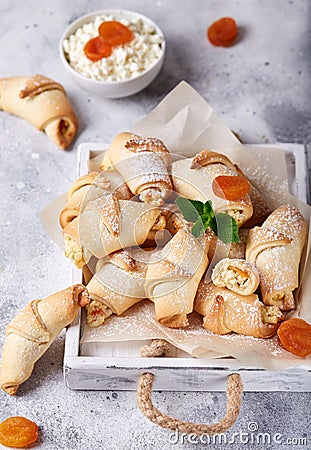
[191,217,206,237]
[189,199,205,215]
[201,213,212,224]
[176,196,240,243]
[203,200,214,217]
[175,197,204,222]
[209,216,218,235]
[214,213,240,244]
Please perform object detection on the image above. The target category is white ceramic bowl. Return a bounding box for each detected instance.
[59,9,165,98]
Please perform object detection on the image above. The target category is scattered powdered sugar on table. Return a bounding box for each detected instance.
[16,181,25,189]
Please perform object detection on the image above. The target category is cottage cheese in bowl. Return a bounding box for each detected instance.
[60,10,165,97]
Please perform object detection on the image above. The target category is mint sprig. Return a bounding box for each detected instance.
[175,197,240,244]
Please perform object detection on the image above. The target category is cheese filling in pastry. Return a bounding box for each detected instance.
[85,300,113,328]
[64,235,86,269]
[63,218,92,268]
[139,187,166,206]
[212,258,260,296]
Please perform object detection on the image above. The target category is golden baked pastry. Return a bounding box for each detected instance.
[194,281,283,338]
[145,228,209,328]
[0,74,78,149]
[246,205,307,310]
[172,150,254,226]
[0,285,89,395]
[102,132,172,206]
[86,249,152,327]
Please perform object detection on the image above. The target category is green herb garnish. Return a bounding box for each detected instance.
[175,197,240,244]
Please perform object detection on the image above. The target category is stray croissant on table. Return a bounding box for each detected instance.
[0,74,79,149]
[0,285,89,396]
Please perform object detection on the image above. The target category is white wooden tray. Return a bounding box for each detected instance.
[64,143,311,392]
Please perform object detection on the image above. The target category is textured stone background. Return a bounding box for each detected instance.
[0,0,310,449]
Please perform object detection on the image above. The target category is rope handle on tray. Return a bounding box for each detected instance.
[137,339,243,435]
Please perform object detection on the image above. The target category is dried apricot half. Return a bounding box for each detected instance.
[212,175,250,201]
[98,21,134,47]
[277,318,311,357]
[0,416,38,448]
[84,36,112,62]
[207,17,238,47]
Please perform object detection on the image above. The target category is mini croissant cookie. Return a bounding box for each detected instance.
[171,150,253,227]
[194,281,283,338]
[60,172,102,229]
[86,249,151,327]
[0,74,78,149]
[0,285,89,395]
[246,205,307,310]
[59,171,132,229]
[102,132,172,206]
[145,229,209,328]
[63,196,161,267]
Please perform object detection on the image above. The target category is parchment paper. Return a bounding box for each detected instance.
[42,81,311,370]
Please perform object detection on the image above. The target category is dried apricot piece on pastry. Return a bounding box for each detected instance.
[172,149,253,227]
[212,175,250,201]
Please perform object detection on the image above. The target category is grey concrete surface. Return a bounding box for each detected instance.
[0,0,310,449]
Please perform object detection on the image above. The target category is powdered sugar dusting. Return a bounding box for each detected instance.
[125,137,168,154]
[117,151,171,189]
[248,205,307,305]
[100,195,120,236]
